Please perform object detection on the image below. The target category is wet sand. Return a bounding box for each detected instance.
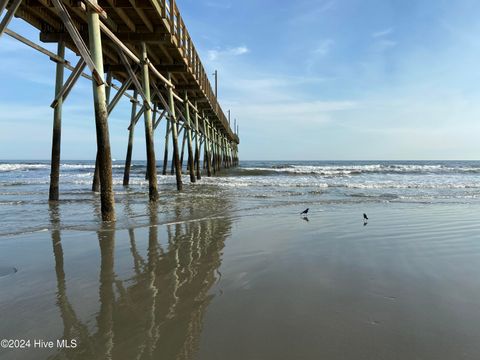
[1,201,480,359]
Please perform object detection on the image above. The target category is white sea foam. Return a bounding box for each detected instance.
[243,164,480,176]
[0,164,49,172]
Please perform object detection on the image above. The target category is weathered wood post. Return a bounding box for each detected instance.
[162,116,170,175]
[123,90,138,186]
[220,133,225,170]
[213,129,219,173]
[204,117,212,176]
[168,73,183,190]
[48,41,65,201]
[179,128,187,171]
[0,0,8,17]
[0,0,22,38]
[222,136,227,168]
[145,103,157,180]
[87,1,115,221]
[184,93,196,183]
[229,142,233,167]
[210,124,216,174]
[194,101,201,180]
[92,71,111,192]
[223,137,228,168]
[141,42,159,201]
[216,131,220,171]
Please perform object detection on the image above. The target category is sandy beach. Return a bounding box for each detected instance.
[1,193,480,359]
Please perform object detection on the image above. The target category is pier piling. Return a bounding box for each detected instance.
[141,42,159,201]
[162,118,170,176]
[123,91,138,187]
[48,41,65,202]
[87,1,115,221]
[168,73,183,191]
[184,94,196,183]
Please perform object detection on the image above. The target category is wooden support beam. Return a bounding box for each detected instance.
[0,0,22,38]
[154,109,166,130]
[51,58,86,108]
[103,0,135,32]
[48,41,65,202]
[145,101,157,180]
[141,42,159,201]
[204,117,212,177]
[179,128,187,172]
[97,18,174,88]
[82,0,107,19]
[116,46,151,110]
[162,114,170,175]
[168,72,182,190]
[127,105,145,130]
[0,0,8,17]
[51,0,104,85]
[7,28,140,107]
[105,31,169,43]
[129,0,153,32]
[175,84,199,91]
[193,101,201,180]
[91,71,113,192]
[5,29,68,65]
[184,93,195,183]
[87,0,115,221]
[123,90,137,186]
[107,77,132,114]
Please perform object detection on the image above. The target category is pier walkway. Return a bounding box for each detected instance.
[0,0,240,220]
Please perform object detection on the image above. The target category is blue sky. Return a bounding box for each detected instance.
[1,0,480,160]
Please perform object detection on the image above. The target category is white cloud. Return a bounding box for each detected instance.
[372,28,394,38]
[208,46,249,61]
[373,39,397,51]
[289,1,337,25]
[313,39,334,56]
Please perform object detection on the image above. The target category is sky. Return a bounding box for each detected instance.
[1,0,480,160]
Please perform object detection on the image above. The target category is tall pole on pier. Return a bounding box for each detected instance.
[213,70,218,98]
[87,1,115,221]
[48,41,65,201]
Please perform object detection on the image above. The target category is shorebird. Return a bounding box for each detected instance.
[363,213,368,221]
[301,208,309,216]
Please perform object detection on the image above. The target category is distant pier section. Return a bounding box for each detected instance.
[0,0,240,221]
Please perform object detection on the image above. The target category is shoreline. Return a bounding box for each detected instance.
[1,201,480,359]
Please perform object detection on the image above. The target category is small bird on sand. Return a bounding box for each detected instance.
[301,208,309,216]
[363,213,368,221]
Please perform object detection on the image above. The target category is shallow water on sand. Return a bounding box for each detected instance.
[1,202,480,359]
[1,161,480,359]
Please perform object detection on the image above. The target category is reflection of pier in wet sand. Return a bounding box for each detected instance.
[48,199,232,360]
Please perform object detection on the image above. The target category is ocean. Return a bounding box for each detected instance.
[1,160,480,236]
[1,160,480,359]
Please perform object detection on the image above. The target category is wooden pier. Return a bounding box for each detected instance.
[0,0,240,221]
